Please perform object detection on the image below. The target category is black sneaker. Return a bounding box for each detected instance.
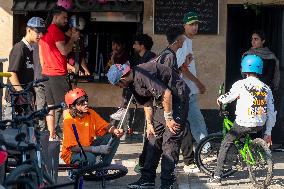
[128,178,155,189]
[208,176,221,186]
[159,184,174,189]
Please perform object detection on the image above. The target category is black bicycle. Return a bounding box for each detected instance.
[1,103,65,189]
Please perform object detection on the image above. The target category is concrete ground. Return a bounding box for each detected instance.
[56,134,284,189]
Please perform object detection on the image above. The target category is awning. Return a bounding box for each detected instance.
[12,0,143,13]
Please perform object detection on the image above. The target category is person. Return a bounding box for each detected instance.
[209,55,276,185]
[61,88,124,166]
[243,30,280,92]
[2,17,46,120]
[39,6,80,140]
[134,27,194,174]
[176,11,208,173]
[132,34,156,67]
[107,34,131,121]
[65,15,91,76]
[107,58,190,188]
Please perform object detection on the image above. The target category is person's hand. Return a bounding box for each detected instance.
[71,28,80,41]
[263,135,272,147]
[146,123,156,138]
[217,99,221,106]
[165,119,181,134]
[185,53,193,66]
[113,128,124,138]
[91,145,111,154]
[84,70,91,76]
[197,82,206,94]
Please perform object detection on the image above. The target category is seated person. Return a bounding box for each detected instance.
[60,88,124,166]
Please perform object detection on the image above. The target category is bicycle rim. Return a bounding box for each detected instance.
[247,138,273,188]
[195,133,239,177]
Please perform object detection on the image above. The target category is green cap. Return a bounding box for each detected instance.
[183,11,199,25]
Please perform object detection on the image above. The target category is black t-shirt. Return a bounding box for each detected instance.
[5,40,34,101]
[129,61,190,106]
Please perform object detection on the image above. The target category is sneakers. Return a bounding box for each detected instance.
[183,163,200,173]
[128,178,155,189]
[110,108,126,120]
[134,164,143,174]
[208,176,221,186]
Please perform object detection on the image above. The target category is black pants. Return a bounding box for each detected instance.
[214,122,262,177]
[141,98,189,186]
[180,124,194,165]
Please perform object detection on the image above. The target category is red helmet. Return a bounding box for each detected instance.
[57,0,73,10]
[65,88,87,107]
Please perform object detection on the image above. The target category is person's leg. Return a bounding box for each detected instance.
[71,152,97,165]
[2,101,12,120]
[43,76,56,139]
[91,133,120,166]
[180,125,194,165]
[51,76,69,136]
[214,123,258,178]
[35,85,46,131]
[188,94,208,143]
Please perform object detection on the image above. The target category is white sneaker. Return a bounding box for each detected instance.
[110,108,126,120]
[183,163,200,173]
[201,142,211,154]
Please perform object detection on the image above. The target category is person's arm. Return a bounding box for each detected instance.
[80,58,91,75]
[67,63,76,73]
[217,81,241,105]
[181,65,206,94]
[56,28,79,56]
[38,42,45,67]
[144,106,155,137]
[264,89,277,146]
[8,72,23,91]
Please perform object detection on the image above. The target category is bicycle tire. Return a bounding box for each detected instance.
[195,133,239,177]
[247,138,273,188]
[76,164,128,181]
[4,164,54,188]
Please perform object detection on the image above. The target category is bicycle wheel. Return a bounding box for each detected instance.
[77,164,128,181]
[4,164,54,189]
[247,138,273,188]
[195,133,239,177]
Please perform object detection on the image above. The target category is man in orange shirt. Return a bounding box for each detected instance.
[61,88,124,165]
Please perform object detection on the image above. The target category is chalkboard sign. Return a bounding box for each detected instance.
[154,0,218,34]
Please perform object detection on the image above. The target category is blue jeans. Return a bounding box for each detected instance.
[187,94,208,143]
[71,133,119,166]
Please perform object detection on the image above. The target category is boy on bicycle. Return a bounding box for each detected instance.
[210,55,277,185]
[60,88,124,166]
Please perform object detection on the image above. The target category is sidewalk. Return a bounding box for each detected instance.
[58,135,284,189]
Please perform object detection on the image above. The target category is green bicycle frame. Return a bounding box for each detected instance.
[222,116,257,165]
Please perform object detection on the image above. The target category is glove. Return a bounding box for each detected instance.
[91,145,111,154]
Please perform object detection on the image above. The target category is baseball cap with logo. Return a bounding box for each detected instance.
[107,63,131,85]
[183,11,199,25]
[27,17,47,33]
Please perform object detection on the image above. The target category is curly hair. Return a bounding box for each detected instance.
[133,34,154,50]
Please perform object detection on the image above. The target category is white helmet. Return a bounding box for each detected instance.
[69,15,86,30]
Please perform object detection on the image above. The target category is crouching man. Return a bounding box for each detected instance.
[60,88,124,166]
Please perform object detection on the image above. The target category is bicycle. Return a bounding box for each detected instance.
[0,103,65,189]
[195,84,273,188]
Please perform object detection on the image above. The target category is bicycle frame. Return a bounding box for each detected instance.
[222,113,259,166]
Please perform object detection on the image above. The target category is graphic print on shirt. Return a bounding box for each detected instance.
[245,85,269,117]
[26,56,34,69]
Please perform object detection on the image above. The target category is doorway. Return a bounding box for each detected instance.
[226,4,284,143]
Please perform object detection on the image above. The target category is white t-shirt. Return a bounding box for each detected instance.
[176,36,198,95]
[218,76,277,135]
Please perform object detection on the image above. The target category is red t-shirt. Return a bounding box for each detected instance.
[39,24,67,76]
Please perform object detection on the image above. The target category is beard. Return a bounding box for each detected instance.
[57,23,69,33]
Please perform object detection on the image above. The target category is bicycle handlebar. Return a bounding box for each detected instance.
[0,103,66,128]
[0,77,49,94]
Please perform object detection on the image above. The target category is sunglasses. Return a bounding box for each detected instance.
[75,96,88,106]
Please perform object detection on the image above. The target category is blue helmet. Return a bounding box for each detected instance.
[107,63,131,85]
[241,55,263,74]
